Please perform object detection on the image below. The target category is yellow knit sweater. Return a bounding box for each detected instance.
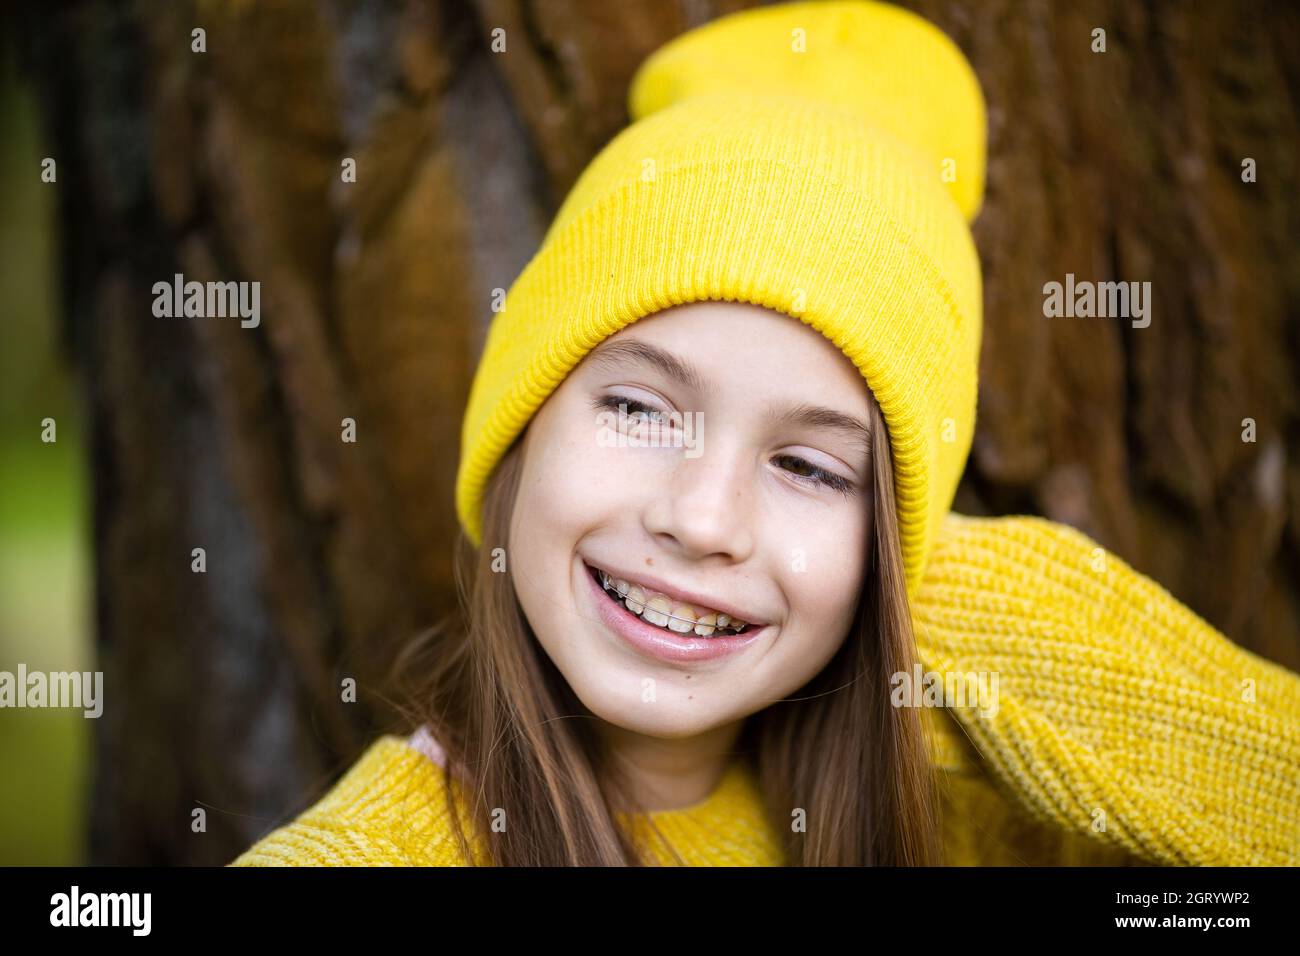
[229,514,1300,867]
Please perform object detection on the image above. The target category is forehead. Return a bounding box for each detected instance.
[585,301,871,404]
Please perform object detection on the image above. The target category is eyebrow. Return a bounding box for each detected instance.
[586,338,873,455]
[588,339,709,395]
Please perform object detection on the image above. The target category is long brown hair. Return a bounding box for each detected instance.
[390,386,942,865]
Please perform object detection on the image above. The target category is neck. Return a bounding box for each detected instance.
[595,717,747,813]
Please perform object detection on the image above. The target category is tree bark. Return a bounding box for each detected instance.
[19,0,1300,864]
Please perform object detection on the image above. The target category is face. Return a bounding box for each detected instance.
[509,301,875,741]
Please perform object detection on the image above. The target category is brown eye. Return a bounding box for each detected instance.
[772,454,855,496]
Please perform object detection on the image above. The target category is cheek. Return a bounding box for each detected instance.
[780,522,869,646]
[515,416,602,533]
[796,564,862,633]
[509,406,643,597]
[536,422,665,524]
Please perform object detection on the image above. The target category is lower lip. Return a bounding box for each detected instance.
[582,560,767,663]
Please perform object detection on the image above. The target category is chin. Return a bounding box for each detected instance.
[569,679,740,738]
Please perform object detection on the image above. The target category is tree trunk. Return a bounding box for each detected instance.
[20,0,1300,865]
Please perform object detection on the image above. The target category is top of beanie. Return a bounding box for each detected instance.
[629,0,985,221]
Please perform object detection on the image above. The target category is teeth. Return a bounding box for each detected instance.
[596,566,749,638]
[625,584,646,615]
[667,604,697,634]
[642,596,673,628]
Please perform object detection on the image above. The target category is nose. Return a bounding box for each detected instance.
[642,440,755,563]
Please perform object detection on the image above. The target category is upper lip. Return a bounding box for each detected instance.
[584,559,768,626]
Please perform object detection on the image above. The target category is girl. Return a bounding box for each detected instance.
[231,0,1300,867]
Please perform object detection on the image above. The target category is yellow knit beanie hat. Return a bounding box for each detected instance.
[456,0,986,598]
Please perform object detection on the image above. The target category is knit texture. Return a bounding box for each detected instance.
[227,735,783,866]
[454,0,984,598]
[917,513,1300,866]
[229,514,1300,867]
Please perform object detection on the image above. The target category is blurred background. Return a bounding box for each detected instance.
[1,0,1297,865]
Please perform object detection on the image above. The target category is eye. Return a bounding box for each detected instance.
[591,393,674,429]
[592,394,857,499]
[772,454,857,498]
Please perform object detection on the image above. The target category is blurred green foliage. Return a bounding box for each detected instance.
[0,43,91,866]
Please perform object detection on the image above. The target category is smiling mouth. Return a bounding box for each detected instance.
[585,562,754,638]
